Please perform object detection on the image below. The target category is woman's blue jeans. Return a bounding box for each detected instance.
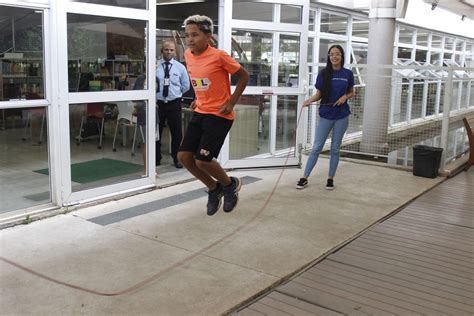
[304,116,349,178]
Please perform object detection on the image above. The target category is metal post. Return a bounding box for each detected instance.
[439,67,453,170]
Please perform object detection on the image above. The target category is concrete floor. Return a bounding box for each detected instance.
[0,157,444,315]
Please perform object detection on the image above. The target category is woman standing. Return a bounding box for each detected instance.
[296,45,354,190]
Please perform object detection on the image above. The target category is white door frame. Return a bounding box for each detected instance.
[56,0,157,206]
[0,0,61,207]
[219,0,309,169]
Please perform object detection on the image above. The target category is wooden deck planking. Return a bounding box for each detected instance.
[384,217,473,238]
[353,235,474,269]
[362,230,473,259]
[257,292,343,316]
[318,260,473,307]
[328,252,474,299]
[347,237,474,271]
[371,221,474,246]
[368,225,472,252]
[235,170,473,315]
[278,279,397,316]
[303,266,471,315]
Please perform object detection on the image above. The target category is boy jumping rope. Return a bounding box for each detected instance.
[177,15,249,216]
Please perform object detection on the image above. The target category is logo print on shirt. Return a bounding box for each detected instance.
[192,78,211,91]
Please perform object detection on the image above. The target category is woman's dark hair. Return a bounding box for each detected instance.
[320,45,345,103]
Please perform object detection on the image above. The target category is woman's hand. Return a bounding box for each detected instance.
[302,99,312,107]
[190,101,197,111]
[334,94,348,106]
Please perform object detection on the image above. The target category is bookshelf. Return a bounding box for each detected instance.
[68,59,145,92]
[0,57,44,101]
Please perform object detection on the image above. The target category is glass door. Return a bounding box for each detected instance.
[220,0,309,169]
[56,0,157,206]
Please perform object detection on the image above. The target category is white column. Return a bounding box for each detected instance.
[360,0,397,154]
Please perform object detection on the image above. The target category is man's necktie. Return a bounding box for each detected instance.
[163,61,170,98]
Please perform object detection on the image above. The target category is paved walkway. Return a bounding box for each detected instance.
[234,169,473,316]
[0,158,448,315]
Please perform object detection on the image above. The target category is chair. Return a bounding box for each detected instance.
[112,101,144,156]
[76,103,105,149]
[22,108,46,144]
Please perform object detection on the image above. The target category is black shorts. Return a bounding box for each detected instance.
[179,112,233,162]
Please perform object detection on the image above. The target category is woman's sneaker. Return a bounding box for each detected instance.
[296,178,308,189]
[207,183,224,216]
[325,178,335,190]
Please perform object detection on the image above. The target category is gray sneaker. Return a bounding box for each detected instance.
[207,182,224,216]
[223,177,241,213]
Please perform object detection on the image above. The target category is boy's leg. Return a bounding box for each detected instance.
[195,160,231,187]
[194,115,240,213]
[179,151,225,216]
[178,151,218,189]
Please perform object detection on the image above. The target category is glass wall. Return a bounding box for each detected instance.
[279,34,300,87]
[0,6,50,214]
[62,0,155,201]
[69,0,147,9]
[232,1,273,22]
[69,101,148,192]
[276,95,298,152]
[67,14,147,92]
[229,95,270,159]
[231,30,272,87]
[0,7,44,101]
[320,11,347,35]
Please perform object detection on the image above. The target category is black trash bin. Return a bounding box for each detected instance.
[412,145,443,178]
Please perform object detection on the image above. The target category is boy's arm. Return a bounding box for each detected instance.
[219,66,249,115]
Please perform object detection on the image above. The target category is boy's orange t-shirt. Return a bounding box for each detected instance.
[184,46,241,120]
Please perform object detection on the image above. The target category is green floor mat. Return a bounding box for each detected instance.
[34,158,143,183]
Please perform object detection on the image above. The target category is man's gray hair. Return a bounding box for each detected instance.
[183,15,213,34]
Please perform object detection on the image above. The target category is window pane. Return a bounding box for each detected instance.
[430,52,441,65]
[398,26,413,44]
[352,18,369,39]
[352,43,368,64]
[308,38,314,63]
[416,31,429,47]
[444,37,455,51]
[397,47,412,60]
[70,100,149,192]
[69,0,146,9]
[233,1,273,22]
[456,40,464,51]
[0,6,44,101]
[67,14,147,92]
[320,12,347,35]
[0,107,51,212]
[279,34,300,87]
[229,95,270,159]
[231,30,272,87]
[280,5,302,24]
[431,35,442,48]
[276,95,297,152]
[415,50,427,63]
